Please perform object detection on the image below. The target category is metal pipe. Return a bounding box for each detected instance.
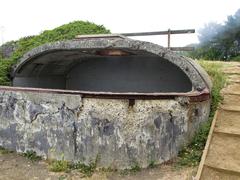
[121,29,195,37]
[167,29,171,49]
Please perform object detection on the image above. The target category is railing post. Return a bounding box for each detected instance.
[167,28,171,49]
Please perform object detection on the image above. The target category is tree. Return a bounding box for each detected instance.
[189,8,240,60]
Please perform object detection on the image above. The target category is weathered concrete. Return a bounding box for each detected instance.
[0,90,210,169]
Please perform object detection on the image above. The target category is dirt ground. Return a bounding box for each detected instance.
[0,152,196,180]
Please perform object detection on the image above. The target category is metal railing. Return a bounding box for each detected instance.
[121,29,195,51]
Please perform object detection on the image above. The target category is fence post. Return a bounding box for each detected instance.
[167,29,171,49]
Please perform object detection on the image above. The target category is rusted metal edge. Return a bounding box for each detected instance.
[0,86,210,102]
[189,93,210,102]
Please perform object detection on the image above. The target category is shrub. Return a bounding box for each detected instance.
[23,150,42,162]
[0,21,110,85]
[49,160,69,172]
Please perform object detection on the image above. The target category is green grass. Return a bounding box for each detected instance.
[0,146,13,154]
[22,150,42,162]
[0,21,110,85]
[49,160,70,172]
[199,61,227,117]
[177,60,227,166]
[148,160,157,169]
[119,163,141,175]
[69,160,97,177]
[49,157,98,177]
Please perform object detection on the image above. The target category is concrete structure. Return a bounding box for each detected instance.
[0,35,212,169]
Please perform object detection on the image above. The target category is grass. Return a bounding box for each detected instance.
[69,161,97,177]
[49,158,98,177]
[0,146,13,154]
[148,160,157,169]
[119,163,141,175]
[22,150,42,162]
[49,160,70,172]
[177,60,227,166]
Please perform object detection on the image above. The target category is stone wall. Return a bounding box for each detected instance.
[0,41,17,58]
[0,90,210,169]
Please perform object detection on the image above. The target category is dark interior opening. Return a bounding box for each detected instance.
[13,49,193,93]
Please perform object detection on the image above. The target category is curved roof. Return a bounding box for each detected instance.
[12,35,212,95]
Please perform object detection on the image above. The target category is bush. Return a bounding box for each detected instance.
[49,160,69,172]
[69,161,97,177]
[0,60,13,85]
[23,150,42,162]
[0,21,110,85]
[230,55,240,61]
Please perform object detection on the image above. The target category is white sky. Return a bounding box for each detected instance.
[0,0,239,47]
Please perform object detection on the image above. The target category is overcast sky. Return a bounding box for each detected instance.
[0,0,239,47]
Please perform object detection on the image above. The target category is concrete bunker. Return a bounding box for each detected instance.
[0,35,212,169]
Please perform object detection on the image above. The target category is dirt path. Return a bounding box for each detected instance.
[0,152,89,180]
[196,62,240,180]
[0,151,196,180]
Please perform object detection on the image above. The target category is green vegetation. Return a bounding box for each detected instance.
[130,163,141,173]
[0,60,14,85]
[0,21,110,85]
[58,175,68,180]
[177,61,227,166]
[120,163,141,175]
[0,146,13,154]
[49,160,70,172]
[49,160,97,176]
[22,150,42,162]
[230,55,240,62]
[148,160,157,169]
[49,157,98,177]
[188,9,240,60]
[69,161,97,177]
